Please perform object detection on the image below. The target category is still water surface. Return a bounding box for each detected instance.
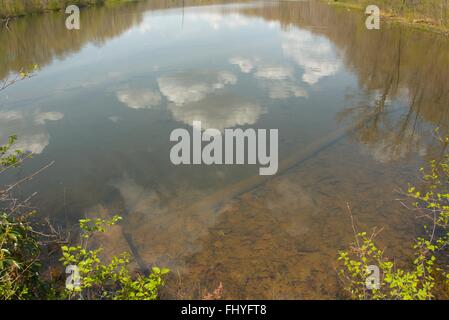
[1,0,449,298]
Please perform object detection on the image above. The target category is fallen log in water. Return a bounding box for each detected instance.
[115,110,378,272]
[181,117,369,216]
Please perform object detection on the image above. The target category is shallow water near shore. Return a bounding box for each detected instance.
[1,0,449,298]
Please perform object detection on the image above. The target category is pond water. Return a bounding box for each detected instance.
[1,0,448,298]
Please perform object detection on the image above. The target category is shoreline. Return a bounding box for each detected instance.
[326,0,449,36]
[0,0,139,20]
[2,0,449,37]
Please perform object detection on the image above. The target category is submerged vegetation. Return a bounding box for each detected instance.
[338,133,449,299]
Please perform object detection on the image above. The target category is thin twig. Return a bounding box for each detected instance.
[2,161,55,194]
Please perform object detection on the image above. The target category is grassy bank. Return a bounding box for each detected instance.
[0,0,138,18]
[328,0,449,34]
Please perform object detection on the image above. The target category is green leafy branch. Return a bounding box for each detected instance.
[60,215,169,300]
[338,135,449,300]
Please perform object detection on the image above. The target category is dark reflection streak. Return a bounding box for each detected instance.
[396,28,402,91]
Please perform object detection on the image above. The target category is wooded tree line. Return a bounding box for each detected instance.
[0,0,126,18]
